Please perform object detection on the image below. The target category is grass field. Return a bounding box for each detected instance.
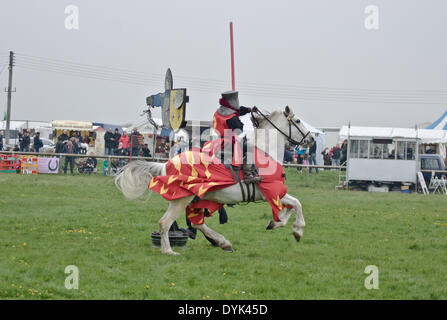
[0,169,446,300]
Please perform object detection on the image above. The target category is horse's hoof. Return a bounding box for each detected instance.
[162,250,180,255]
[293,232,301,242]
[266,220,275,230]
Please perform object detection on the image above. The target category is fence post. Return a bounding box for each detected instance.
[130,136,133,161]
[108,155,111,176]
[306,165,309,186]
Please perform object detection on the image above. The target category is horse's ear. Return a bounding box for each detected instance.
[285,105,291,115]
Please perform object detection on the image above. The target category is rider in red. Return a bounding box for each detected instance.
[212,90,263,184]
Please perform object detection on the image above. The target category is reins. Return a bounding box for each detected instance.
[251,108,310,146]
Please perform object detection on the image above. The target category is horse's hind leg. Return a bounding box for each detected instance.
[159,195,195,255]
[192,223,233,252]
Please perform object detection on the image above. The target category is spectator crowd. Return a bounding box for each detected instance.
[284,139,349,173]
[104,127,151,158]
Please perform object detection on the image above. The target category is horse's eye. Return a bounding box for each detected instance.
[295,119,301,124]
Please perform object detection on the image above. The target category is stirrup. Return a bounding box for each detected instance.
[243,175,263,184]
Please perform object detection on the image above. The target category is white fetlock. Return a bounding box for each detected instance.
[161,249,180,255]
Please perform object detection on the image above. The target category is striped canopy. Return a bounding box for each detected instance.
[426,110,447,130]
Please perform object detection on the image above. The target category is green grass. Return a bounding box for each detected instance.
[0,169,446,300]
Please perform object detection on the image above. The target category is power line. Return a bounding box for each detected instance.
[0,64,7,76]
[18,58,447,99]
[13,52,447,105]
[16,64,447,104]
[17,52,447,95]
[16,64,447,105]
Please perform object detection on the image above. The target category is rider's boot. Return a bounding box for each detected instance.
[242,164,263,184]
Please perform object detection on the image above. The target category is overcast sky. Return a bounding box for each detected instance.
[0,0,446,129]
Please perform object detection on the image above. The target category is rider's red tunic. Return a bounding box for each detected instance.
[212,111,243,166]
[212,111,235,138]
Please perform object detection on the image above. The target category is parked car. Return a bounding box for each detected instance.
[419,154,446,186]
[30,137,55,153]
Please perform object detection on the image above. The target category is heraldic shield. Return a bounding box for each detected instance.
[146,69,188,132]
[169,89,187,131]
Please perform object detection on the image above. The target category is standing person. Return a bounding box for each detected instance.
[322,148,331,167]
[296,145,307,172]
[118,131,130,155]
[72,137,80,154]
[20,130,31,152]
[63,140,75,174]
[102,158,109,176]
[58,130,69,142]
[112,128,121,153]
[284,144,293,163]
[177,137,187,155]
[130,128,142,157]
[0,130,3,151]
[340,140,348,165]
[331,144,341,167]
[309,140,319,174]
[76,131,83,143]
[55,140,65,153]
[33,132,43,153]
[141,144,152,158]
[104,128,114,156]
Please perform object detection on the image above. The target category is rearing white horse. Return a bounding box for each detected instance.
[115,106,314,255]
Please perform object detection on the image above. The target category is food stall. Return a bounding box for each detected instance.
[51,120,96,147]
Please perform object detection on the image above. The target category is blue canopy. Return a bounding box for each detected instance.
[426,110,447,130]
[93,123,123,134]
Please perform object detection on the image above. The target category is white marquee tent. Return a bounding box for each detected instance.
[339,125,447,159]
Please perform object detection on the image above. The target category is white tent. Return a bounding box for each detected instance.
[339,126,447,143]
[129,117,163,134]
[339,125,447,159]
[0,120,26,130]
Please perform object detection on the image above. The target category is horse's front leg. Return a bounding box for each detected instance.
[192,223,233,252]
[265,193,305,241]
[266,207,293,230]
[282,193,305,241]
[159,196,194,255]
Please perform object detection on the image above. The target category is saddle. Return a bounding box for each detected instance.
[226,164,256,203]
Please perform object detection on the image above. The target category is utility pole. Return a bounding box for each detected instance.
[5,51,15,146]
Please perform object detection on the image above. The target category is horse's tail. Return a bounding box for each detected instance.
[115,160,165,200]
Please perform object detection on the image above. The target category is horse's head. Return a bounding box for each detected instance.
[252,106,314,147]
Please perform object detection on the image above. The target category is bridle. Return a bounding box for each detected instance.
[251,108,311,146]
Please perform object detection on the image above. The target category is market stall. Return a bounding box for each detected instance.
[51,120,96,147]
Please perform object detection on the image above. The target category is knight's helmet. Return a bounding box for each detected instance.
[221,90,240,110]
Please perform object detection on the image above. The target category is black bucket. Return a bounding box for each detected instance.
[151,230,189,248]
